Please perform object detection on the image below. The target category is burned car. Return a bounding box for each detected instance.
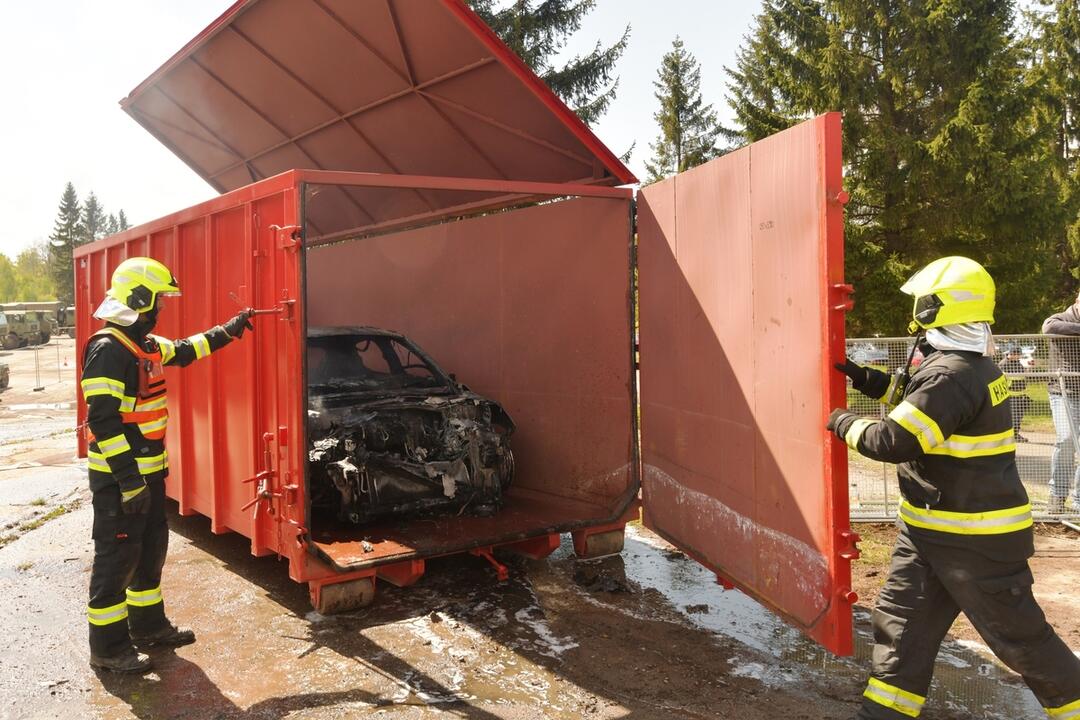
[307,327,515,525]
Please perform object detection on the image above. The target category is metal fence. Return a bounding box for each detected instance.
[846,334,1080,521]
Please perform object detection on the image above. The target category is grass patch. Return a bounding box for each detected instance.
[850,522,896,568]
[15,561,32,572]
[29,497,46,507]
[0,500,80,550]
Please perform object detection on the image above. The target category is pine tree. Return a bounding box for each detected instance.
[726,0,1062,334]
[465,0,629,126]
[106,213,119,237]
[117,210,130,231]
[48,182,81,304]
[1026,0,1080,296]
[645,37,722,183]
[81,192,108,244]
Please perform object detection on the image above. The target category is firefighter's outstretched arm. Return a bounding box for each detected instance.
[826,370,974,464]
[81,339,147,512]
[153,310,253,368]
[833,357,905,406]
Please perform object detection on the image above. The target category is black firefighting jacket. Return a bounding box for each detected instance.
[81,322,234,492]
[843,349,1033,560]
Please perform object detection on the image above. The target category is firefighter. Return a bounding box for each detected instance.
[82,257,254,673]
[827,256,1080,719]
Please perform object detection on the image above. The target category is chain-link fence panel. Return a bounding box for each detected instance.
[845,335,1080,521]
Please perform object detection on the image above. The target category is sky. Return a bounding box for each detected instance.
[0,0,762,259]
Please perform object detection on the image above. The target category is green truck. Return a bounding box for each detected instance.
[0,302,59,348]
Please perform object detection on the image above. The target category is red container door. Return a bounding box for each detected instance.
[637,113,856,655]
[74,178,307,562]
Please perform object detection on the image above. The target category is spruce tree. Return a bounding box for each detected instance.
[81,192,108,244]
[726,0,1061,334]
[465,0,629,126]
[645,37,722,183]
[117,210,130,231]
[48,182,81,304]
[1026,0,1080,295]
[106,213,119,237]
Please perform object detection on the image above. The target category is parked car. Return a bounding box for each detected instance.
[306,327,516,525]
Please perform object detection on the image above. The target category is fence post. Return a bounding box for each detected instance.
[33,344,44,392]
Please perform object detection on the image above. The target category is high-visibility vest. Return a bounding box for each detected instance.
[89,327,169,441]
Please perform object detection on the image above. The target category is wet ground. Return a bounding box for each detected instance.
[0,339,1073,719]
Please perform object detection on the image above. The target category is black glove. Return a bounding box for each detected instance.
[119,477,151,515]
[833,358,868,389]
[223,309,254,339]
[825,408,858,440]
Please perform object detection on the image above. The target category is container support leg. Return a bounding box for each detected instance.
[470,547,509,582]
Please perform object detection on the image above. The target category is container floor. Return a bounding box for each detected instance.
[309,486,613,571]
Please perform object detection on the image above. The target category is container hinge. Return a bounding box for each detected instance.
[271,224,302,250]
[837,529,861,561]
[830,283,855,312]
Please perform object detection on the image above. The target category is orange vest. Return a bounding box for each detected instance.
[91,327,169,441]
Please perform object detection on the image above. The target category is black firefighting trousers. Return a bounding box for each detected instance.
[88,475,170,658]
[857,529,1080,719]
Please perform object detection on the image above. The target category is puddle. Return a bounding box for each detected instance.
[593,526,1044,719]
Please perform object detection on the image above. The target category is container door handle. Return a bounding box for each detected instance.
[241,432,279,514]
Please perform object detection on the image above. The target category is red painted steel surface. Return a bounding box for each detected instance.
[637,113,854,655]
[120,0,635,210]
[75,175,307,562]
[305,195,637,570]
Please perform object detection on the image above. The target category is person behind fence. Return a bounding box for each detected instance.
[828,256,1080,720]
[998,344,1031,443]
[1042,290,1080,514]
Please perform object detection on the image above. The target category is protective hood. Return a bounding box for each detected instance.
[925,322,995,357]
[93,296,139,327]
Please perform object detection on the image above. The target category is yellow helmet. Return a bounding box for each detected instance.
[900,256,995,332]
[106,257,180,313]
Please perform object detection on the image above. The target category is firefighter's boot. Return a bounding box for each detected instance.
[131,623,196,647]
[89,647,153,674]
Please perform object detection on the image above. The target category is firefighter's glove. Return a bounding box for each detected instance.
[119,478,151,515]
[223,309,254,339]
[826,408,858,440]
[834,358,868,389]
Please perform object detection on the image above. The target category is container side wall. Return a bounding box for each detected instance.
[638,113,853,655]
[305,196,634,511]
[73,185,303,563]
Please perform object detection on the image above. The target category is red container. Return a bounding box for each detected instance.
[76,0,856,656]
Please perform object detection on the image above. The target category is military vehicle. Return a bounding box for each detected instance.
[0,302,57,347]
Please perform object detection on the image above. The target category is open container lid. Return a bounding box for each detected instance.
[121,0,636,203]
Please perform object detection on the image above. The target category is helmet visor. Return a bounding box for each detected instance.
[913,294,944,327]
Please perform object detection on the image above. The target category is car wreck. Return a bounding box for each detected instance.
[307,327,515,525]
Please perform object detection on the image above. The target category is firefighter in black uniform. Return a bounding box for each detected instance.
[82,257,253,673]
[828,256,1080,719]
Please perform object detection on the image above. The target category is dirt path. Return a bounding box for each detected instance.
[851,522,1080,649]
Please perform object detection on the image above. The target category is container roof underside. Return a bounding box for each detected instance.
[121,0,636,208]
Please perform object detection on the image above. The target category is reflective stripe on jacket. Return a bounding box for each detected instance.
[844,349,1032,547]
[81,322,233,489]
